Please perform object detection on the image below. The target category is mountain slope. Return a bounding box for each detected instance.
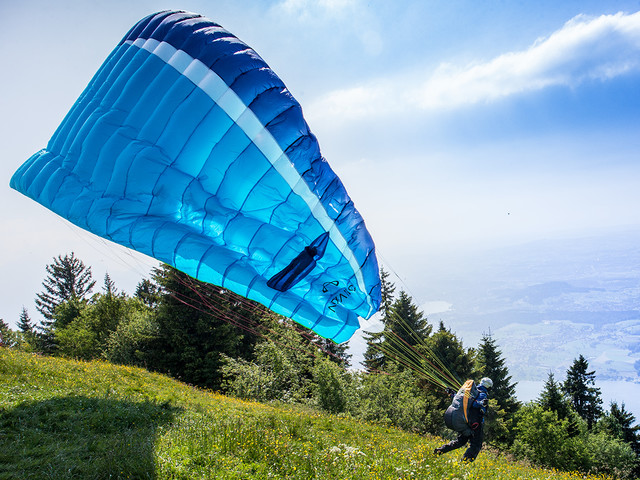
[0,349,608,479]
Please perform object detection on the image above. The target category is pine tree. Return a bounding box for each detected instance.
[563,354,603,429]
[538,372,570,420]
[377,267,396,322]
[363,267,396,372]
[34,253,95,353]
[35,252,95,322]
[598,402,640,455]
[596,401,640,478]
[103,273,117,297]
[17,307,34,335]
[87,274,127,346]
[363,329,385,372]
[387,290,431,347]
[476,332,519,415]
[612,403,640,455]
[470,332,518,445]
[149,264,263,389]
[364,289,431,373]
[419,322,474,435]
[0,318,12,347]
[135,278,160,308]
[375,290,431,372]
[425,322,474,386]
[16,307,36,348]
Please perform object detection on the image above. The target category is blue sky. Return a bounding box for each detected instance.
[1,0,639,341]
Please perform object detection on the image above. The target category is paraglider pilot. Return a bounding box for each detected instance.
[434,377,493,462]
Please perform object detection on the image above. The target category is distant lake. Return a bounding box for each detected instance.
[516,379,640,424]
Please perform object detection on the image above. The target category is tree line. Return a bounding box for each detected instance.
[0,252,638,478]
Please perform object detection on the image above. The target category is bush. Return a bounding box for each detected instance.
[586,432,636,479]
[356,366,428,433]
[56,319,99,360]
[512,403,637,479]
[513,404,573,469]
[104,307,158,366]
[221,339,313,403]
[513,404,593,471]
[313,356,348,414]
[220,354,273,401]
[56,295,155,363]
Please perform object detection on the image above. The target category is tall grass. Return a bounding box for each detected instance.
[0,349,612,479]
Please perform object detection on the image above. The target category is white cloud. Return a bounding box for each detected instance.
[309,11,640,119]
[421,301,453,316]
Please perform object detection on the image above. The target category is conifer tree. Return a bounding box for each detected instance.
[538,372,570,420]
[563,354,603,429]
[0,318,11,347]
[363,267,396,371]
[612,402,640,455]
[596,401,640,478]
[16,307,36,348]
[418,321,475,388]
[84,274,127,346]
[387,290,431,347]
[365,288,430,373]
[598,402,640,455]
[17,307,34,335]
[425,322,474,386]
[149,264,262,389]
[34,253,95,353]
[379,290,431,371]
[377,267,396,321]
[476,332,519,415]
[35,253,95,322]
[135,278,160,308]
[474,332,520,445]
[103,273,117,297]
[538,371,582,437]
[419,322,474,435]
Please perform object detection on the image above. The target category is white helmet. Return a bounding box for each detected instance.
[479,377,493,389]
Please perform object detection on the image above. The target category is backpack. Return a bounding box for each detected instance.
[443,379,480,435]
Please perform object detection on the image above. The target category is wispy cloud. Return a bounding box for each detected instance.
[310,11,640,119]
[278,0,357,17]
[273,0,383,55]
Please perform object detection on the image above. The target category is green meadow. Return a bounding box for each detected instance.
[0,349,611,479]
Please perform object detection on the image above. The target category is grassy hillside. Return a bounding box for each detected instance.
[0,349,610,479]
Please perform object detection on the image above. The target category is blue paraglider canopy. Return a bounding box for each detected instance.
[10,10,381,342]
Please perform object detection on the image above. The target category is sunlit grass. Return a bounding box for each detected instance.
[0,348,612,479]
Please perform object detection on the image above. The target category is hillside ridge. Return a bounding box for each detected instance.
[0,349,608,479]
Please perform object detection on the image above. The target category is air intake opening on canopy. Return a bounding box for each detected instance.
[267,232,329,291]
